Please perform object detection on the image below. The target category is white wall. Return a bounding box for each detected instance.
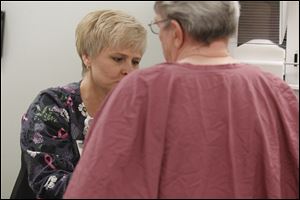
[1,1,164,198]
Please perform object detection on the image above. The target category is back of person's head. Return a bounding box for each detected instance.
[154,1,240,45]
[76,10,147,76]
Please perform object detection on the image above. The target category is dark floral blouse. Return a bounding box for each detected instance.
[20,81,92,199]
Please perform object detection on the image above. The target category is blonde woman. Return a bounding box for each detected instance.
[15,10,147,199]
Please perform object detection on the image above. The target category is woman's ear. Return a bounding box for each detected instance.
[171,20,184,49]
[82,54,91,69]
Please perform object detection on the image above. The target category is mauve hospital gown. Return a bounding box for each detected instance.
[64,63,299,198]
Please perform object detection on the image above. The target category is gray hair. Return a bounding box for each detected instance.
[154,1,240,45]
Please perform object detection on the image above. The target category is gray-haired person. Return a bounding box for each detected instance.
[65,2,298,198]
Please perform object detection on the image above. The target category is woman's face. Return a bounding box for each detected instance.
[84,47,142,93]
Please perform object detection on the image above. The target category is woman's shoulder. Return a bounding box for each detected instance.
[30,81,81,108]
[38,82,80,97]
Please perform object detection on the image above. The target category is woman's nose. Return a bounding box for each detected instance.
[121,65,135,75]
[121,70,129,75]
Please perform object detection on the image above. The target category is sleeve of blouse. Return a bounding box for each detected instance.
[20,90,78,199]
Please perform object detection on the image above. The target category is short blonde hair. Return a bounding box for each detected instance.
[76,10,147,75]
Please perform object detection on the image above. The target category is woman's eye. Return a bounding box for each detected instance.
[132,60,140,66]
[112,57,124,63]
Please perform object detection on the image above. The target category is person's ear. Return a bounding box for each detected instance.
[170,20,184,49]
[82,54,92,70]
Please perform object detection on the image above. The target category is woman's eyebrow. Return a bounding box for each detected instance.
[111,53,141,60]
[111,53,127,57]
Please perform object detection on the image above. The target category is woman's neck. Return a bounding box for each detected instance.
[80,76,106,117]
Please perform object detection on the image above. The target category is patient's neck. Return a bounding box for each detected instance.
[177,38,238,65]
